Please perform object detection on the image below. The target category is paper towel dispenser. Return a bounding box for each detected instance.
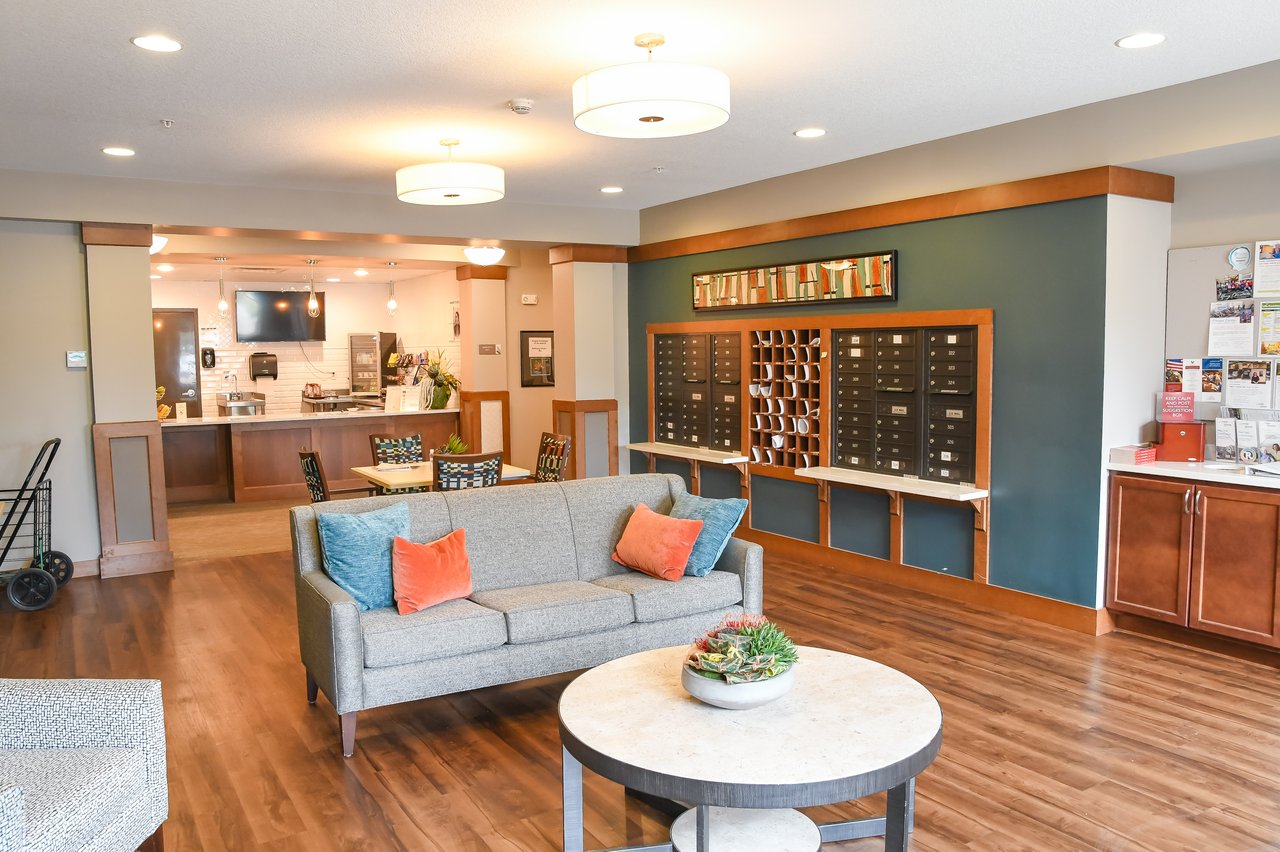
[250,352,278,380]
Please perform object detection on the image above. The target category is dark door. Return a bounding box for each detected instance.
[153,308,202,418]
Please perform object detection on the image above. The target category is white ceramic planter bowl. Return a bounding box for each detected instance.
[681,664,795,710]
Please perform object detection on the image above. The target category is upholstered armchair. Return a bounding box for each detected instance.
[0,678,168,851]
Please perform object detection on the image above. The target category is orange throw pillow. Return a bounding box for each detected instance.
[611,504,704,582]
[391,529,473,615]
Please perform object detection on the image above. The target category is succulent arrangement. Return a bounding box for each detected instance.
[437,433,470,455]
[685,614,798,684]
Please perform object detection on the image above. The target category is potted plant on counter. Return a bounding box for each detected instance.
[424,350,460,409]
[682,613,799,710]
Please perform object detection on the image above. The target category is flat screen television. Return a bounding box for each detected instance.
[235,290,326,342]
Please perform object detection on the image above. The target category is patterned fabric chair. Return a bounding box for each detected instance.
[433,452,503,491]
[298,450,375,503]
[0,678,168,851]
[534,432,572,483]
[367,434,428,495]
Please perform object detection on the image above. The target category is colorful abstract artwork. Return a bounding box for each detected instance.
[692,251,896,311]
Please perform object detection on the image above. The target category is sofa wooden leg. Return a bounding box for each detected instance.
[306,670,318,705]
[340,711,357,757]
[137,824,164,852]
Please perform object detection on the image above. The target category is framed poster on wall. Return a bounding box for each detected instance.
[521,330,555,387]
[692,251,897,310]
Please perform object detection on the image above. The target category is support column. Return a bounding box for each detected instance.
[550,245,629,477]
[457,264,510,456]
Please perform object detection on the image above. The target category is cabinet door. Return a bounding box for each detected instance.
[1106,475,1193,624]
[1189,484,1280,646]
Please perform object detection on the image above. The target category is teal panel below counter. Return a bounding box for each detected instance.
[699,465,742,500]
[750,475,819,543]
[902,499,974,579]
[654,457,693,493]
[829,487,891,560]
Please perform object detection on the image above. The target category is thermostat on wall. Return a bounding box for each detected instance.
[65,350,87,369]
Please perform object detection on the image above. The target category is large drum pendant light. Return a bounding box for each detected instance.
[396,139,505,205]
[573,34,730,139]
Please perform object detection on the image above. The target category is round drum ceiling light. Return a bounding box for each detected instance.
[463,246,505,266]
[396,139,504,206]
[573,33,730,139]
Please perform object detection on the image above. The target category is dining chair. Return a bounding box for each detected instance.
[367,433,427,494]
[534,431,572,483]
[298,450,375,503]
[433,451,503,491]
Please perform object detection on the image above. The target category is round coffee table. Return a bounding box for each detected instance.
[559,645,942,852]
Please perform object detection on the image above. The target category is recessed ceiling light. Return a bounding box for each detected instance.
[326,277,340,282]
[793,128,826,139]
[1115,32,1165,49]
[600,186,624,194]
[354,268,369,277]
[149,274,161,280]
[102,146,135,157]
[156,264,174,272]
[131,34,182,53]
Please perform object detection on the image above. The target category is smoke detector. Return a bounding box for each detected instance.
[508,98,534,115]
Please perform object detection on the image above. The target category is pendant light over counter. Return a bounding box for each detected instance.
[573,33,730,138]
[396,139,505,205]
[215,256,229,319]
[305,259,320,318]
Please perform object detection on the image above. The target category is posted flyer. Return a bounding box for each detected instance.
[1215,417,1237,461]
[1208,300,1256,356]
[1225,359,1274,409]
[1261,301,1280,355]
[1256,241,1280,298]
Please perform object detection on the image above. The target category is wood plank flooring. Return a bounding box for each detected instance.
[5,530,1280,849]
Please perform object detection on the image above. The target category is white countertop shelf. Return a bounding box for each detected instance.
[795,466,989,502]
[1107,461,1280,491]
[626,442,749,465]
[160,407,459,428]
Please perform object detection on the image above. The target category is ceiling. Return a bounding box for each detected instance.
[6,1,1280,212]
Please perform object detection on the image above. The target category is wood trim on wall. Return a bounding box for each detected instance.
[81,222,153,247]
[459,390,512,464]
[628,166,1175,263]
[743,527,1112,636]
[549,244,629,265]
[91,420,174,578]
[552,399,619,479]
[456,264,508,281]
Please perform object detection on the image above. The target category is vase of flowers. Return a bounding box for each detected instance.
[423,350,460,409]
[682,614,799,710]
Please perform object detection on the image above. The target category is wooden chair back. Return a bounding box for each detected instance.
[534,432,572,483]
[368,433,425,466]
[433,452,503,491]
[298,450,331,503]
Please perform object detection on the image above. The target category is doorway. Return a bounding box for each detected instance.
[152,308,202,418]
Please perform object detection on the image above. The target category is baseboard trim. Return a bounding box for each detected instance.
[100,548,173,578]
[740,528,1110,635]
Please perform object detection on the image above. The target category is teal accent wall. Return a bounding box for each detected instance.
[830,489,891,560]
[903,499,975,579]
[629,197,1108,606]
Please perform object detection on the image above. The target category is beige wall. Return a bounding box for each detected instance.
[459,278,508,393]
[0,220,101,567]
[506,251,557,470]
[640,60,1280,243]
[1168,157,1280,249]
[86,245,156,423]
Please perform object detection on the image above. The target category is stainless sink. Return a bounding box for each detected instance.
[216,392,267,417]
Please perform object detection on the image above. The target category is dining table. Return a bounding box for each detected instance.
[350,461,531,492]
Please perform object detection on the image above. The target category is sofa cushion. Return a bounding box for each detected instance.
[561,474,684,581]
[611,504,703,581]
[592,570,744,623]
[470,581,634,644]
[0,747,145,851]
[392,530,472,615]
[442,484,579,592]
[317,501,409,611]
[361,598,508,668]
[670,493,749,577]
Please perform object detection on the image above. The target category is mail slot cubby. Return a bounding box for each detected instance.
[749,327,821,470]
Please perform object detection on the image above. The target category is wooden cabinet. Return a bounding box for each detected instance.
[1107,474,1280,646]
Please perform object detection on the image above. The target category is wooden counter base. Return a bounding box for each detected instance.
[162,411,459,503]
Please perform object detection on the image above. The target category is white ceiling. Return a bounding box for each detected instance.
[5,0,1280,212]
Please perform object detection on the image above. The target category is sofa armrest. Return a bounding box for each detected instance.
[714,537,763,614]
[294,570,365,714]
[0,679,167,827]
[0,784,23,850]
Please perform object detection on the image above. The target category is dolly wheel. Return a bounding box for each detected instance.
[7,568,57,611]
[37,551,74,587]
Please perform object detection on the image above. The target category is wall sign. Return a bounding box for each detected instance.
[520,330,555,387]
[692,251,897,311]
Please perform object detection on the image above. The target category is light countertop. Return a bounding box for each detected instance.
[1107,461,1280,490]
[160,407,460,428]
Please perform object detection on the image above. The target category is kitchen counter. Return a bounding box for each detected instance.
[161,407,457,427]
[1107,461,1280,491]
[161,408,461,503]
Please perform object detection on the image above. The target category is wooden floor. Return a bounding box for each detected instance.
[6,533,1280,850]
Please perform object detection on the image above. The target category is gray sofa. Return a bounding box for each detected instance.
[0,678,167,851]
[290,473,763,756]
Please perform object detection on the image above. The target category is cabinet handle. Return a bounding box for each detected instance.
[1195,491,1203,515]
[1183,489,1192,514]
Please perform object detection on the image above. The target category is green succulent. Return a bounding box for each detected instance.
[685,614,797,684]
[438,433,469,455]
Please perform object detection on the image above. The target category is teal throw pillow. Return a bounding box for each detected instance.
[316,502,409,611]
[670,493,748,577]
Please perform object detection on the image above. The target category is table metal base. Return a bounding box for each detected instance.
[563,746,917,852]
